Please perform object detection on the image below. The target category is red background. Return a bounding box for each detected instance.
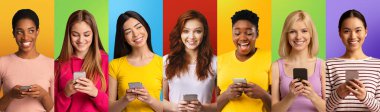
[163,0,217,55]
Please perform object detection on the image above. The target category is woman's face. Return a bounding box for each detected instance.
[123,18,148,48]
[70,21,93,55]
[232,20,257,55]
[14,18,38,53]
[287,21,311,52]
[181,19,204,51]
[339,17,367,52]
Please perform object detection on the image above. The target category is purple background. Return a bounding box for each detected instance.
[327,0,380,58]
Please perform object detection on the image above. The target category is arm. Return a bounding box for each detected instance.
[271,62,295,112]
[201,86,217,112]
[54,68,72,112]
[325,62,345,112]
[307,61,326,112]
[163,78,177,112]
[0,85,21,111]
[216,86,229,111]
[108,76,129,112]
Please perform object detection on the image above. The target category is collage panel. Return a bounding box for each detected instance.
[217,0,272,111]
[0,0,54,112]
[163,0,217,111]
[108,0,163,112]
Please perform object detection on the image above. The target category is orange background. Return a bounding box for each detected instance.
[217,0,271,55]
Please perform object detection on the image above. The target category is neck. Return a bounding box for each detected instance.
[342,48,367,60]
[74,50,88,59]
[129,45,153,60]
[288,49,311,62]
[15,49,39,59]
[186,48,198,64]
[235,48,256,62]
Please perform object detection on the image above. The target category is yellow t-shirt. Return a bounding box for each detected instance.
[217,49,271,112]
[109,54,162,112]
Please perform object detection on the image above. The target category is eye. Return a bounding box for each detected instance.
[182,29,189,33]
[356,29,361,33]
[16,30,23,35]
[29,30,34,34]
[343,29,350,33]
[233,31,240,36]
[136,25,142,29]
[289,30,296,34]
[195,30,202,34]
[302,29,308,33]
[125,30,131,35]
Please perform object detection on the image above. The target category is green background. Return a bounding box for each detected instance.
[271,0,326,62]
[54,0,109,59]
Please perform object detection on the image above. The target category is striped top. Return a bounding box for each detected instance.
[326,57,380,112]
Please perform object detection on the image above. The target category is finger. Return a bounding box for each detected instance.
[74,85,91,91]
[133,90,147,96]
[76,88,90,94]
[353,79,365,88]
[346,85,360,95]
[301,80,311,87]
[179,101,188,105]
[75,79,90,86]
[348,81,361,90]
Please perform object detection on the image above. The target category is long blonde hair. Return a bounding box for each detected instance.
[56,10,106,91]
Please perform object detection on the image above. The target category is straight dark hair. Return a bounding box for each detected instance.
[114,11,153,59]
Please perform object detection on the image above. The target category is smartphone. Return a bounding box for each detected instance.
[73,71,86,81]
[293,68,308,81]
[183,94,198,101]
[346,70,359,82]
[128,82,143,89]
[233,78,247,84]
[20,86,31,91]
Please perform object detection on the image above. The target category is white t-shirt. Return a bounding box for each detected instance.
[163,55,217,104]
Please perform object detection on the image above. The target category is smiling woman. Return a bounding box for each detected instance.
[54,10,109,112]
[0,9,54,112]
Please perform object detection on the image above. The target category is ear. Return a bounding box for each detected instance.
[364,28,368,37]
[36,28,40,36]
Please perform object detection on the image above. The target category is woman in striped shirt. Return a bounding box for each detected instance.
[326,9,380,112]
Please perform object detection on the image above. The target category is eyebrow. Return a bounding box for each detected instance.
[124,23,142,32]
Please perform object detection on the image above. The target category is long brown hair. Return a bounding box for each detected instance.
[56,10,106,91]
[166,10,213,81]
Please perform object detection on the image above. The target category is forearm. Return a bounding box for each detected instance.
[40,94,54,111]
[147,98,163,112]
[309,95,326,112]
[272,94,296,112]
[216,92,229,111]
[163,100,177,112]
[260,93,271,112]
[202,102,216,112]
[109,98,129,112]
[0,94,13,111]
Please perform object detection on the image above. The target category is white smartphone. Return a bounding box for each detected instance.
[233,78,247,84]
[73,71,86,80]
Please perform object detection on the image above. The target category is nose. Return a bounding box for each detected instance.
[131,28,139,38]
[349,31,357,39]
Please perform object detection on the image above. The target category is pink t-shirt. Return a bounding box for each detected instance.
[55,51,109,112]
[0,54,54,112]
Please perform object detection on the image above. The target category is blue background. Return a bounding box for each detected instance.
[108,0,163,61]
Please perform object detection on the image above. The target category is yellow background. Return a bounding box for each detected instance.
[217,0,271,55]
[0,0,54,58]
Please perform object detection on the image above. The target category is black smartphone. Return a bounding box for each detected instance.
[293,68,308,81]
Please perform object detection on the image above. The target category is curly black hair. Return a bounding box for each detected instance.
[231,9,259,36]
[12,9,39,31]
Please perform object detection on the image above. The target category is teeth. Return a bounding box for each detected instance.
[239,43,249,46]
[134,37,143,42]
[294,41,304,45]
[22,42,31,46]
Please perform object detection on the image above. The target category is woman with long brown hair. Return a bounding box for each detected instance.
[55,10,108,112]
[163,10,217,112]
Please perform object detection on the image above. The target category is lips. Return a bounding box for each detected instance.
[348,40,359,45]
[186,40,197,46]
